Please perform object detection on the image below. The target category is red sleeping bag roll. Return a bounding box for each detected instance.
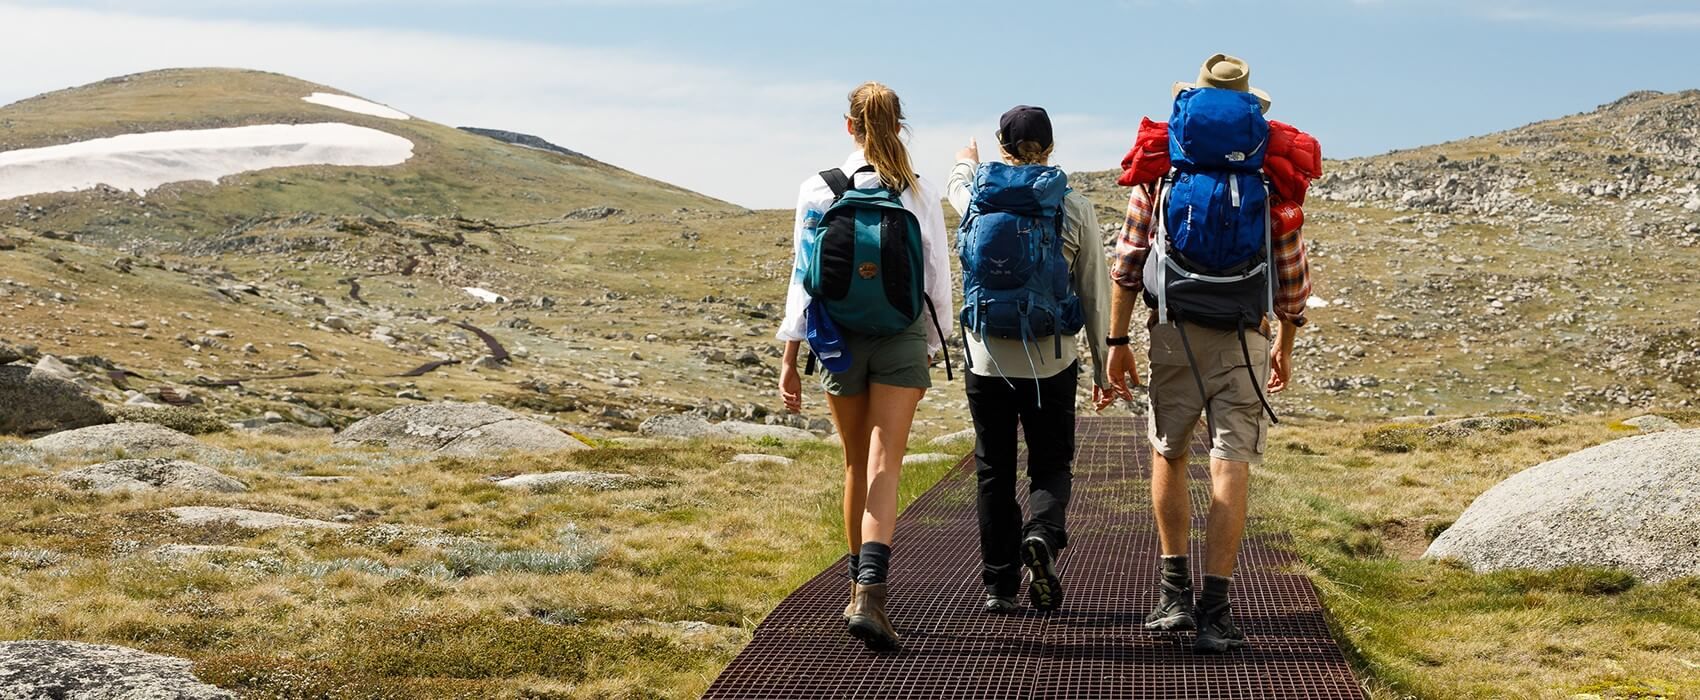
[1116,118,1323,205]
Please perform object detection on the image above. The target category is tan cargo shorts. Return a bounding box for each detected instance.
[1146,321,1270,464]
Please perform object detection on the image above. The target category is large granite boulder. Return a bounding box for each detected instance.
[0,365,110,436]
[334,402,588,455]
[1425,429,1700,583]
[30,423,204,457]
[0,640,235,699]
[56,459,247,494]
[638,414,816,442]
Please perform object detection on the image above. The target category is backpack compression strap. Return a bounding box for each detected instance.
[923,294,954,382]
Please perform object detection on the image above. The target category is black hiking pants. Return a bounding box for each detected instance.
[967,362,1078,598]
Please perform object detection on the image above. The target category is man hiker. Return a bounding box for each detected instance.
[1104,54,1316,653]
[948,105,1116,614]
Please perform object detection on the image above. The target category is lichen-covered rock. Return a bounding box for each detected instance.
[0,365,110,436]
[30,423,204,457]
[164,506,348,531]
[493,471,651,492]
[0,640,235,699]
[1425,429,1700,583]
[56,459,247,494]
[638,414,816,442]
[334,402,587,454]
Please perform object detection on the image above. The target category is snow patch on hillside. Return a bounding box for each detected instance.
[0,123,415,201]
[302,92,411,120]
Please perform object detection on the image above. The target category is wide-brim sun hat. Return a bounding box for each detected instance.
[1171,53,1272,113]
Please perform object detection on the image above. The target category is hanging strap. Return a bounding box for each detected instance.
[1237,320,1280,425]
[804,350,818,376]
[819,165,879,201]
[923,294,953,381]
[1173,318,1216,441]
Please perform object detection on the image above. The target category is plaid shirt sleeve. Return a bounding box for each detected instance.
[1109,184,1154,292]
[1112,183,1312,325]
[1271,217,1312,325]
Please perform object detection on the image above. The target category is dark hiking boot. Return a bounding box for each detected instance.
[1143,577,1196,631]
[1021,535,1063,612]
[846,583,901,651]
[843,582,858,620]
[1192,600,1248,653]
[983,594,1018,614]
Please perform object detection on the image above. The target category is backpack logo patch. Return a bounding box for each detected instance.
[858,262,878,279]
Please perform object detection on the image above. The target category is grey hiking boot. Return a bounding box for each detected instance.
[1192,600,1248,653]
[1143,577,1196,631]
[1021,535,1063,612]
[846,582,901,652]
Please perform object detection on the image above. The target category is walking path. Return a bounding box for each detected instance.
[704,416,1366,699]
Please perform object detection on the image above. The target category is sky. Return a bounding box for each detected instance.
[0,0,1696,209]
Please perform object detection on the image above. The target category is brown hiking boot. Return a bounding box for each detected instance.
[843,582,858,619]
[846,582,901,651]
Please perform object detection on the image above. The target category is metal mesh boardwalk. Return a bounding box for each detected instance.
[705,416,1366,699]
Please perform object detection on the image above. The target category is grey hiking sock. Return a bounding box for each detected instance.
[1160,555,1191,590]
[857,542,891,585]
[1200,574,1232,610]
[848,553,860,581]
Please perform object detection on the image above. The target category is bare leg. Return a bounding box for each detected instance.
[827,392,872,555]
[1203,458,1250,577]
[1152,450,1192,557]
[860,383,925,545]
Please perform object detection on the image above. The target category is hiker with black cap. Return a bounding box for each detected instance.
[948,105,1115,614]
[1103,54,1317,653]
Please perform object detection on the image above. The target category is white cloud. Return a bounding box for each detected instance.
[1481,5,1700,29]
[0,3,891,208]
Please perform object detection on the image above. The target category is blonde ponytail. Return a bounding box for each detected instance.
[847,82,919,194]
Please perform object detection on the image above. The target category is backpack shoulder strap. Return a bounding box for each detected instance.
[818,169,852,200]
[819,165,880,201]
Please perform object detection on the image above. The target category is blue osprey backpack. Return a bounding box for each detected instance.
[959,162,1083,362]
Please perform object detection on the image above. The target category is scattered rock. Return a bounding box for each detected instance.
[638,414,817,442]
[0,641,235,699]
[1623,414,1679,433]
[55,459,247,494]
[165,506,349,531]
[30,422,207,457]
[493,471,651,492]
[1425,429,1700,583]
[151,544,271,561]
[902,453,956,466]
[730,454,794,466]
[0,365,110,436]
[0,341,22,365]
[928,428,976,447]
[334,402,589,454]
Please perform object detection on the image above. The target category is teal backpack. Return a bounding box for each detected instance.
[801,165,950,378]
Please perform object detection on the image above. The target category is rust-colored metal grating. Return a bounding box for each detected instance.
[705,416,1366,699]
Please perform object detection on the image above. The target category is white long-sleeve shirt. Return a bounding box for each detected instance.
[776,151,954,356]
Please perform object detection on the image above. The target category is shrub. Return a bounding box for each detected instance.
[110,406,229,435]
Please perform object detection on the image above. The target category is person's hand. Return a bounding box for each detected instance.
[780,361,803,413]
[956,137,979,164]
[1092,385,1117,412]
[1106,345,1140,403]
[1267,345,1293,393]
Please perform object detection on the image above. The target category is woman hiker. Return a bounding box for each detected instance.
[775,81,953,651]
[947,105,1115,614]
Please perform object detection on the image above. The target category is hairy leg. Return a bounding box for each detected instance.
[1203,458,1250,577]
[1152,450,1192,557]
[860,383,925,545]
[827,392,872,555]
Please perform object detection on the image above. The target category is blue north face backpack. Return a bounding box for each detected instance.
[959,162,1083,363]
[801,165,950,378]
[1144,87,1276,331]
[1143,87,1280,428]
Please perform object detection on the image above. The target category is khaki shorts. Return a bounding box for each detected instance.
[1146,321,1270,464]
[821,315,932,396]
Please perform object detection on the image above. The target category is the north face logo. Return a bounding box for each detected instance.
[858,262,878,279]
